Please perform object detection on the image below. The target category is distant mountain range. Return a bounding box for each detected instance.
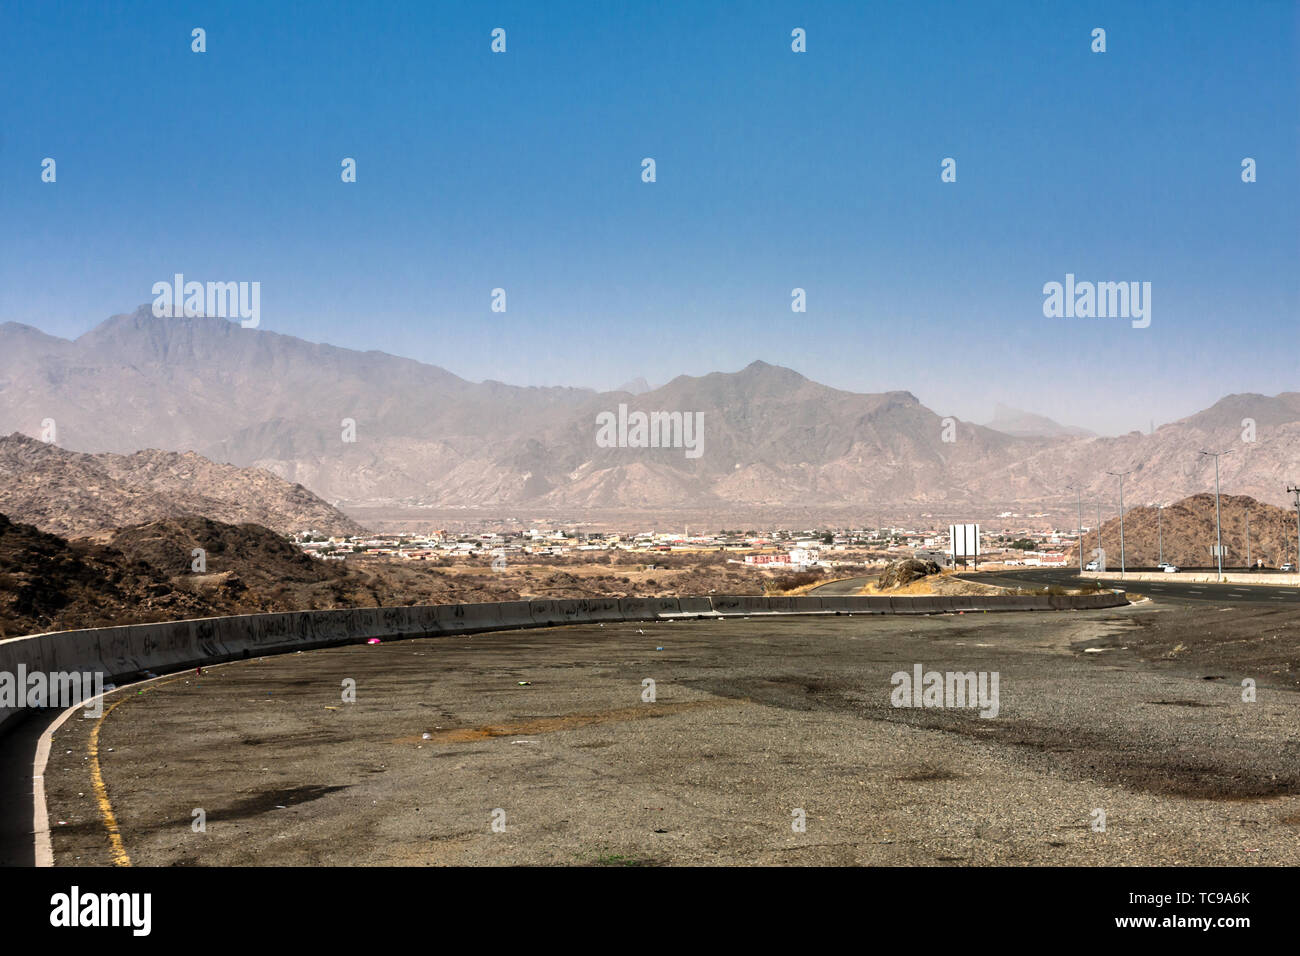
[2,306,1297,518]
[0,433,361,537]
[616,377,655,395]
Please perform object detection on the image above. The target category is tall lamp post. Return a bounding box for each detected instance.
[1107,470,1133,577]
[1200,450,1228,582]
[1287,485,1300,574]
[1097,500,1103,570]
[1067,484,1084,574]
[1156,503,1164,567]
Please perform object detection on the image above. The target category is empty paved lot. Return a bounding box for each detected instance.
[44,603,1300,865]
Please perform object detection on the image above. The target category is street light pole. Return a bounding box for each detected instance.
[1097,500,1103,570]
[1246,507,1251,570]
[1287,485,1300,573]
[1068,485,1084,574]
[1200,450,1228,582]
[1157,503,1163,566]
[1107,470,1133,576]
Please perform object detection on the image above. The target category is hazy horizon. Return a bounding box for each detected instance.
[2,0,1296,436]
[8,303,1292,441]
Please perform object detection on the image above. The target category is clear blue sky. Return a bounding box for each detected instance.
[1,0,1295,435]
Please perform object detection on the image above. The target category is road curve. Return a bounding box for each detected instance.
[811,568,1300,607]
[808,576,871,595]
[958,567,1300,607]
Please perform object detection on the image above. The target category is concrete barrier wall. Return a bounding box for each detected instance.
[618,597,682,620]
[436,601,500,634]
[889,596,936,613]
[0,590,1128,737]
[676,597,715,615]
[528,598,624,628]
[814,596,854,613]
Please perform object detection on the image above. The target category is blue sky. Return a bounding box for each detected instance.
[1,0,1295,435]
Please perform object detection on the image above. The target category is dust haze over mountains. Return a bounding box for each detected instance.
[2,306,1297,524]
[984,404,1096,439]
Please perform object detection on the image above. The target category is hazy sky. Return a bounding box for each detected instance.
[1,0,1295,436]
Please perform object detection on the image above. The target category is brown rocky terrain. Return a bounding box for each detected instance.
[1068,493,1300,568]
[875,558,942,589]
[0,513,220,637]
[0,514,789,637]
[0,433,362,537]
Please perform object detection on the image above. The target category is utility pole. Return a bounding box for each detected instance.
[1288,485,1300,573]
[1200,450,1228,582]
[1157,503,1163,566]
[1107,470,1133,576]
[1245,507,1251,570]
[1097,500,1103,570]
[1068,485,1084,574]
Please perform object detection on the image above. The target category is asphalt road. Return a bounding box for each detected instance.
[812,568,1300,607]
[36,606,1300,867]
[809,576,873,595]
[961,567,1300,607]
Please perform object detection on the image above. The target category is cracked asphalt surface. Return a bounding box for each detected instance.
[43,601,1300,866]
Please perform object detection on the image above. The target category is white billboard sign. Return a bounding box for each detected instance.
[950,523,981,558]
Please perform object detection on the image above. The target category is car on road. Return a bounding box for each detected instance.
[1160,563,1179,573]
[1085,560,1099,572]
[1282,563,1296,573]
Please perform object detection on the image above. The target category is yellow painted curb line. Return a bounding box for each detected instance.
[88,698,130,867]
[85,673,192,867]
